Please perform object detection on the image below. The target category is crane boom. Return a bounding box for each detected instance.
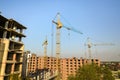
[42,38,48,69]
[52,20,83,34]
[62,25,83,34]
[85,37,114,60]
[93,43,114,46]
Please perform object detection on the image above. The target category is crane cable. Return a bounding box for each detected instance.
[59,14,73,37]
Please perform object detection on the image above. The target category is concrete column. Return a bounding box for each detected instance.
[0,42,5,80]
[13,53,16,62]
[19,37,22,42]
[11,63,15,74]
[11,53,16,73]
[0,39,9,80]
[3,21,9,38]
[20,29,23,33]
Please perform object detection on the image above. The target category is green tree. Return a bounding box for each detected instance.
[21,76,30,80]
[68,64,115,80]
[9,74,31,80]
[101,66,115,80]
[9,74,21,80]
[118,72,120,78]
[67,74,75,80]
[76,64,101,80]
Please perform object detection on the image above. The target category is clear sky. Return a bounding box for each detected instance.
[0,0,120,61]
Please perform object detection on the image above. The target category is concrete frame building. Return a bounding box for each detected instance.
[28,54,100,80]
[0,15,26,80]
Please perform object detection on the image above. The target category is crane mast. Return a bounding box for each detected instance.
[42,38,48,69]
[52,13,62,80]
[56,28,61,80]
[87,37,92,60]
[56,13,62,80]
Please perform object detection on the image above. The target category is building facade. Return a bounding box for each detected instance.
[0,15,26,80]
[28,54,37,73]
[28,54,100,80]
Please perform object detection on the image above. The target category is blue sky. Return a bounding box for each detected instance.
[0,0,120,61]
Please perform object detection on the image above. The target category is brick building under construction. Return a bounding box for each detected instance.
[28,54,100,80]
[0,15,26,80]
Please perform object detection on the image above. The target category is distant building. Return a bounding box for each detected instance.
[28,54,37,73]
[101,61,120,71]
[28,54,100,80]
[0,15,26,80]
[101,61,120,80]
[22,51,31,79]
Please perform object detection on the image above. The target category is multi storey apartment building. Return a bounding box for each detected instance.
[0,15,26,80]
[28,54,37,73]
[60,57,100,80]
[28,54,100,80]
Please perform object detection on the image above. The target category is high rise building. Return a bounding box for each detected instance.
[0,15,26,80]
[28,54,100,80]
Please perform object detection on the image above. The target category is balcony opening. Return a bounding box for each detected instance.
[16,54,22,62]
[7,52,14,60]
[4,76,9,80]
[5,64,12,74]
[9,42,22,51]
[14,63,20,72]
[0,31,3,38]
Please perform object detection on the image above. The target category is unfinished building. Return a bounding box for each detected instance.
[28,54,100,80]
[0,15,26,80]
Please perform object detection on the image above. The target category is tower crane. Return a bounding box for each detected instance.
[42,37,48,69]
[85,37,114,60]
[52,13,83,80]
[52,14,83,34]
